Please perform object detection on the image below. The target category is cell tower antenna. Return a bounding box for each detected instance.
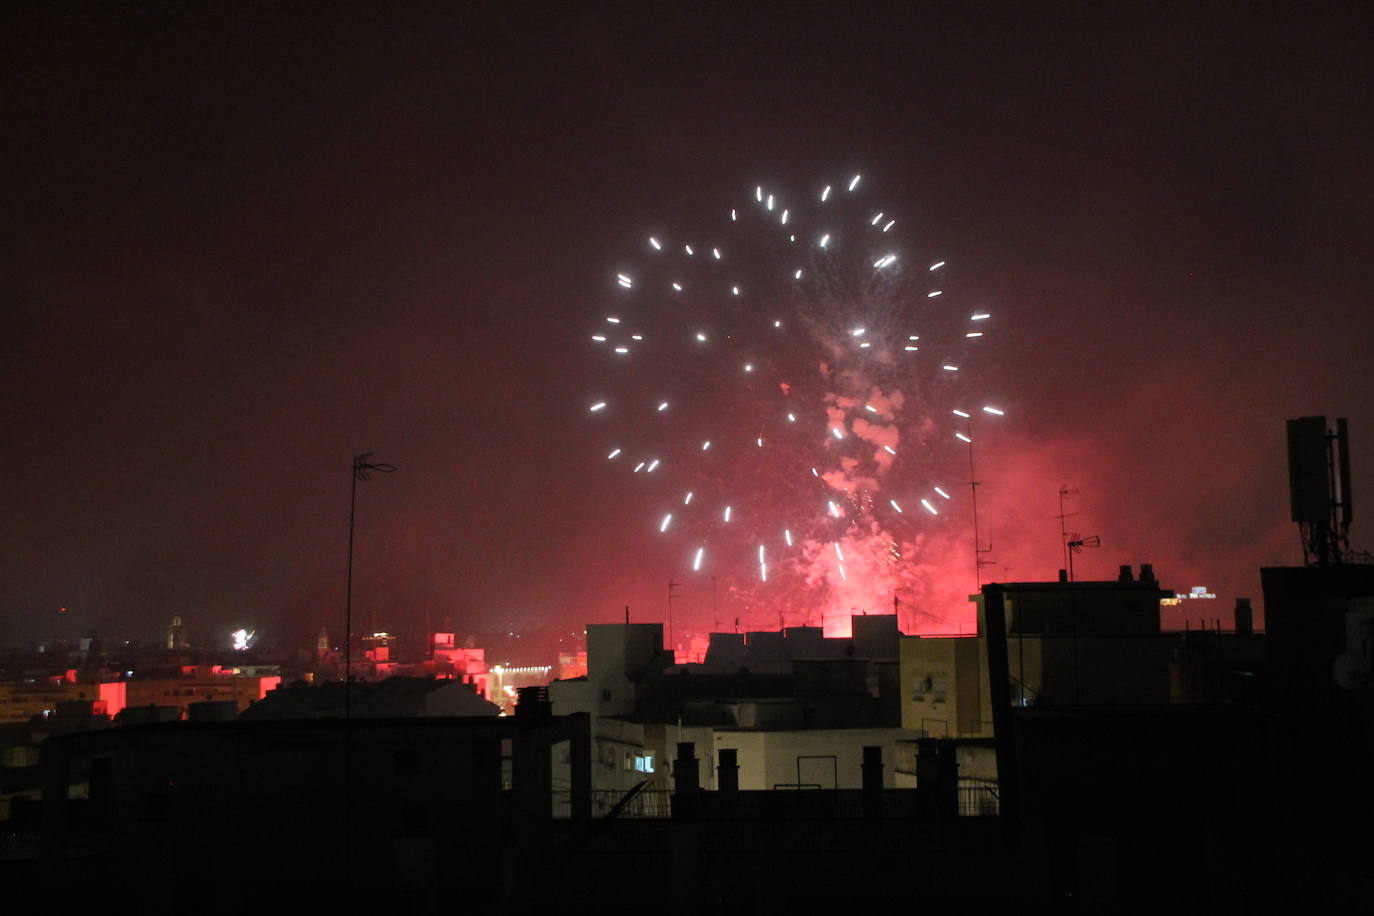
[1287,416,1362,566]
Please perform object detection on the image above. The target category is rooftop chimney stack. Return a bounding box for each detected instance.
[1234,598,1254,636]
[1118,565,1134,583]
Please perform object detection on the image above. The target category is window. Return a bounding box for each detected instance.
[634,753,654,773]
[601,688,612,702]
[624,751,633,771]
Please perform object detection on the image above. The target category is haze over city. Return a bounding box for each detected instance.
[5,3,1370,649]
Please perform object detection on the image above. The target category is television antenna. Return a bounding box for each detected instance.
[1065,534,1101,582]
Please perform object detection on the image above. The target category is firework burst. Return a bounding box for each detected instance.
[585,174,1003,633]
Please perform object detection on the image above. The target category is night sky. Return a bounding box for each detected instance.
[5,2,1371,650]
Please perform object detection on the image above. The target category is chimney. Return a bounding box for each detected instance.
[717,748,739,793]
[862,745,884,817]
[1118,564,1134,582]
[1139,563,1156,584]
[514,686,551,722]
[1234,598,1254,635]
[1058,568,1069,583]
[672,742,699,820]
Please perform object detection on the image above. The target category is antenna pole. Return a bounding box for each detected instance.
[711,576,719,632]
[667,579,682,657]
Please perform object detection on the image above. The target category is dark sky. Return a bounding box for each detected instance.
[5,1,1372,650]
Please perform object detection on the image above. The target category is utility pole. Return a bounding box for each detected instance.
[345,453,395,716]
[342,451,393,903]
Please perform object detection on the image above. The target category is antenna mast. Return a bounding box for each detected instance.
[1055,486,1079,577]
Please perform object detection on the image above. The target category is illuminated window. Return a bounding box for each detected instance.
[634,753,655,773]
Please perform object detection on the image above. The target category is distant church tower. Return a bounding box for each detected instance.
[316,627,330,661]
[167,615,187,650]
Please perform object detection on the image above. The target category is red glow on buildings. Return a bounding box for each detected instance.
[98,680,127,718]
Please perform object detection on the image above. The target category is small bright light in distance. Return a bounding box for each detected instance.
[851,328,865,336]
[966,332,983,338]
[865,404,878,413]
[787,413,796,422]
[766,194,774,211]
[757,437,763,447]
[684,491,693,505]
[784,529,793,546]
[696,332,707,342]
[848,174,861,191]
[811,467,819,477]
[684,244,694,255]
[646,459,660,472]
[927,290,942,298]
[930,261,946,271]
[955,432,972,443]
[794,269,802,280]
[591,335,606,342]
[589,402,607,412]
[672,282,683,291]
[607,316,621,324]
[828,501,841,518]
[921,499,938,515]
[858,342,871,349]
[952,409,970,418]
[631,334,643,341]
[882,220,895,232]
[890,500,903,513]
[702,441,711,450]
[744,363,753,372]
[633,462,645,472]
[834,542,845,561]
[712,247,721,259]
[759,545,767,581]
[821,185,831,201]
[904,346,918,351]
[972,312,991,321]
[617,274,632,288]
[607,448,621,459]
[983,406,1005,416]
[693,547,704,570]
[756,186,763,201]
[660,514,672,532]
[780,209,789,225]
[838,563,847,580]
[732,286,740,295]
[723,506,732,522]
[649,237,661,250]
[773,320,782,328]
[935,486,951,499]
[883,445,897,455]
[615,347,629,354]
[943,365,959,372]
[731,209,737,221]
[908,335,919,340]
[831,428,844,440]
[657,401,669,411]
[819,233,830,248]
